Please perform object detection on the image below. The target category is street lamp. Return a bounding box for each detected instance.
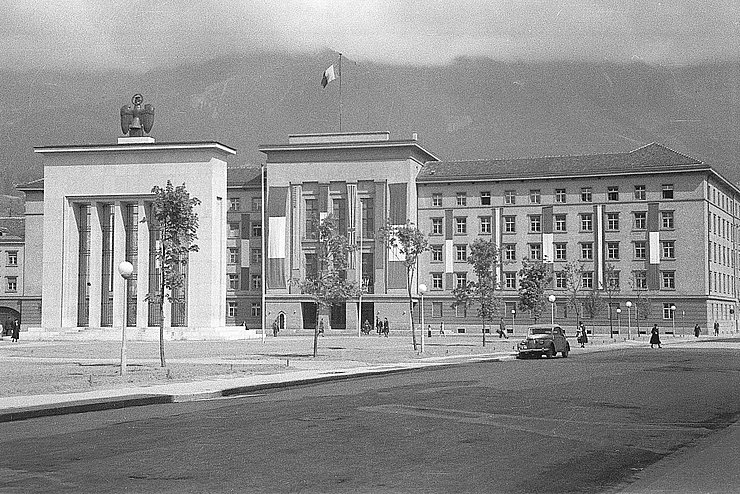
[357,277,369,337]
[418,284,428,353]
[511,309,516,337]
[118,261,134,376]
[670,304,676,336]
[548,295,556,326]
[616,307,622,335]
[625,301,632,340]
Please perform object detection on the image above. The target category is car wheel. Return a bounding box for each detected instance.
[545,345,555,358]
[562,346,569,358]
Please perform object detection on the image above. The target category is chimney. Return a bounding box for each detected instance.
[411,132,418,141]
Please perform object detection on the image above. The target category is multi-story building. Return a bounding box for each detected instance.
[0,216,36,331]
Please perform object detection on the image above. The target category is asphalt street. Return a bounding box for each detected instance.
[1,344,739,493]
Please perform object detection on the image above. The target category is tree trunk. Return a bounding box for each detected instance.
[313,306,319,358]
[482,319,486,347]
[407,272,417,351]
[159,277,166,368]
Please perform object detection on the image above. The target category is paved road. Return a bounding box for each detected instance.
[0,344,738,493]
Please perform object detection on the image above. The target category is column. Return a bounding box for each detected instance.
[136,200,150,328]
[88,202,103,328]
[112,201,126,328]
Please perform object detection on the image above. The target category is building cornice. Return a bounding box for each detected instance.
[34,141,237,156]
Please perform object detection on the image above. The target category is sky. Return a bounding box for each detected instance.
[3,0,739,72]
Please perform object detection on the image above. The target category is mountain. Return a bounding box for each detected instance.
[0,52,738,197]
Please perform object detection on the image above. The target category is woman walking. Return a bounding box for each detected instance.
[650,323,662,349]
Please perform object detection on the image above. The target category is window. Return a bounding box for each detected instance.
[661,271,675,289]
[7,251,17,266]
[432,193,443,207]
[581,242,593,260]
[633,271,647,290]
[529,243,542,260]
[228,247,239,264]
[554,214,567,232]
[455,217,467,234]
[634,185,646,200]
[332,199,346,232]
[662,184,674,200]
[555,271,567,288]
[606,212,619,230]
[251,197,262,212]
[228,274,239,290]
[251,274,262,291]
[431,218,443,235]
[504,272,516,290]
[504,190,516,204]
[432,301,443,317]
[432,273,443,290]
[229,197,241,211]
[251,248,262,264]
[251,223,262,237]
[606,242,620,260]
[662,240,675,259]
[581,187,592,202]
[663,303,674,320]
[305,199,317,238]
[504,244,516,261]
[251,303,261,317]
[455,272,467,288]
[228,301,238,318]
[504,216,516,233]
[555,188,566,203]
[480,216,491,234]
[529,189,541,204]
[634,212,646,230]
[606,271,620,290]
[431,245,443,262]
[6,277,17,292]
[228,222,240,238]
[582,272,594,289]
[480,191,491,206]
[607,186,619,201]
[529,215,542,233]
[661,211,674,229]
[581,213,593,232]
[456,192,467,206]
[634,241,646,259]
[554,243,567,261]
[455,244,467,262]
[361,198,374,238]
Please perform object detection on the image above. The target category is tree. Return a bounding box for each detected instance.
[582,289,606,334]
[628,272,652,335]
[380,220,428,351]
[149,181,201,368]
[603,263,621,337]
[561,260,585,326]
[296,215,359,357]
[517,258,553,323]
[452,239,501,347]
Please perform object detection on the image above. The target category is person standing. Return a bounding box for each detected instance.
[318,319,325,337]
[272,320,279,337]
[694,324,701,338]
[11,318,20,342]
[383,317,389,337]
[439,322,446,337]
[714,321,720,336]
[650,323,662,348]
[497,317,509,339]
[579,322,588,346]
[376,315,382,336]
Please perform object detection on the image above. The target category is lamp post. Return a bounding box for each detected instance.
[418,283,428,353]
[616,307,622,335]
[511,309,516,337]
[670,304,676,336]
[357,277,369,337]
[625,301,632,340]
[118,261,134,376]
[548,294,556,326]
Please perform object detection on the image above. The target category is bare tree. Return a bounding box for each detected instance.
[603,263,621,337]
[562,260,585,326]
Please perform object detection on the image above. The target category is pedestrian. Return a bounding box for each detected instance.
[376,315,382,335]
[579,322,588,346]
[650,323,662,348]
[272,320,279,337]
[714,321,720,336]
[0,321,3,339]
[427,324,432,338]
[318,319,325,336]
[439,322,446,336]
[576,325,585,348]
[497,317,509,339]
[383,317,389,337]
[362,319,372,335]
[243,321,249,331]
[11,318,19,342]
[694,324,701,338]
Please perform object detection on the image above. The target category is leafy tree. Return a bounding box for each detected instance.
[380,220,428,351]
[561,260,585,325]
[296,215,360,357]
[628,272,652,335]
[517,258,553,323]
[603,263,621,337]
[452,239,501,347]
[149,181,201,367]
[582,289,606,334]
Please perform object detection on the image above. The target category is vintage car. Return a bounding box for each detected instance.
[517,324,570,358]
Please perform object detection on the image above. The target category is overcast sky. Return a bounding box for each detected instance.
[3,0,739,72]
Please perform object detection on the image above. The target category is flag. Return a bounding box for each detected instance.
[321,64,336,88]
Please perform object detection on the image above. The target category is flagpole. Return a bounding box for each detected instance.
[339,53,343,132]
[261,162,266,344]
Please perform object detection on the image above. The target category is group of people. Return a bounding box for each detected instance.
[373,316,390,337]
[1,318,20,342]
[426,322,446,337]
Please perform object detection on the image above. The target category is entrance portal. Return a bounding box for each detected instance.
[277,312,286,330]
[0,307,20,337]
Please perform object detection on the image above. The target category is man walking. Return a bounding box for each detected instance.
[497,318,508,339]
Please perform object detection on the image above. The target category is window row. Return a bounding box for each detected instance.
[226,301,262,319]
[228,196,263,213]
[227,273,262,291]
[429,184,675,207]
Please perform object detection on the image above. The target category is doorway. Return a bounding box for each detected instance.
[330,303,346,329]
[276,312,286,330]
[360,302,374,328]
[0,307,20,336]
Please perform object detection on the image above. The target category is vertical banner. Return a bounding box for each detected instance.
[647,202,660,289]
[542,206,554,264]
[267,187,288,289]
[347,183,357,269]
[595,205,604,288]
[387,183,408,289]
[319,183,329,221]
[445,208,454,289]
[493,206,502,285]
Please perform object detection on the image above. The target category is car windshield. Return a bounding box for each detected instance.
[529,328,553,335]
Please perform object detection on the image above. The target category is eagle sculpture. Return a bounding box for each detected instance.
[120,94,154,136]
